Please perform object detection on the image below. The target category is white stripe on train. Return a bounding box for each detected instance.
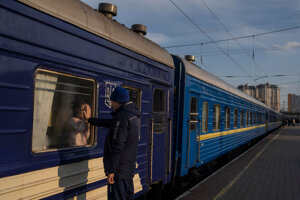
[0,157,142,199]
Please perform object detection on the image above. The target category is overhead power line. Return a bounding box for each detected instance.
[163,25,300,49]
[221,74,300,78]
[195,46,300,57]
[169,0,256,84]
[163,12,300,37]
[199,0,267,82]
[278,80,300,85]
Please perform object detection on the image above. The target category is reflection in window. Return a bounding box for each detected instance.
[225,107,231,129]
[32,69,95,152]
[123,86,141,110]
[202,102,208,132]
[190,97,197,131]
[153,89,167,133]
[213,105,221,130]
[241,110,244,127]
[234,109,238,128]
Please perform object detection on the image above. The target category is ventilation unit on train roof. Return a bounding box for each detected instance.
[98,3,117,19]
[131,24,147,36]
[185,55,195,63]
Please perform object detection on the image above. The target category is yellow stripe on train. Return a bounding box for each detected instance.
[0,157,142,200]
[198,121,281,141]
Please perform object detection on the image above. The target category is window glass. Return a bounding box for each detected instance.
[32,69,95,152]
[246,111,249,126]
[190,97,198,131]
[254,113,256,124]
[259,113,262,123]
[123,86,141,110]
[153,88,167,133]
[202,102,208,132]
[250,112,253,125]
[213,105,221,130]
[234,109,238,128]
[240,110,244,127]
[225,107,231,129]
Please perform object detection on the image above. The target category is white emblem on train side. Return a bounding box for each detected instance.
[105,82,117,108]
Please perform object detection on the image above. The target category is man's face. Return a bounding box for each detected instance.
[111,101,120,110]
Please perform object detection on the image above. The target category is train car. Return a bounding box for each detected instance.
[172,55,283,178]
[0,0,174,199]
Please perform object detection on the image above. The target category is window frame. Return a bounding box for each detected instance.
[246,110,249,126]
[152,88,167,133]
[240,110,244,127]
[225,107,231,129]
[234,108,238,128]
[189,97,198,131]
[259,113,262,123]
[202,101,209,133]
[213,104,221,131]
[122,85,142,110]
[32,69,97,153]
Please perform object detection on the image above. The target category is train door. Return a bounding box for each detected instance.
[150,85,169,182]
[186,93,201,168]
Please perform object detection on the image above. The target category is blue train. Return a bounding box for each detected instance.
[0,0,283,199]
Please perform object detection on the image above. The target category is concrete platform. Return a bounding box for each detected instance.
[177,125,300,200]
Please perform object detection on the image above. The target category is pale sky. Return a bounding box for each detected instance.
[82,0,300,111]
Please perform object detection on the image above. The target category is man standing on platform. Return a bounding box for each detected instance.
[85,86,140,200]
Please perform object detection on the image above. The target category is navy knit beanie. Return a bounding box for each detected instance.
[110,86,129,103]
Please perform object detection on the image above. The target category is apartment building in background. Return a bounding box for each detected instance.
[288,94,300,113]
[238,83,280,112]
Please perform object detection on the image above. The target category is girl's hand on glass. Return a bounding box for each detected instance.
[83,104,91,119]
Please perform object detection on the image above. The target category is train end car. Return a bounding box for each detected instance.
[0,0,174,199]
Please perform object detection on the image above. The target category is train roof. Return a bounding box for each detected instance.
[18,0,175,69]
[179,56,281,114]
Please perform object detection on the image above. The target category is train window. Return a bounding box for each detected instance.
[254,113,256,124]
[123,86,141,110]
[225,107,231,129]
[213,105,221,130]
[202,102,208,133]
[153,88,167,133]
[246,111,249,126]
[234,109,238,128]
[32,69,96,152]
[240,110,244,127]
[259,113,262,123]
[250,112,253,125]
[190,97,198,131]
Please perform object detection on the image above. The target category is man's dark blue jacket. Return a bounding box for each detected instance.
[88,102,140,180]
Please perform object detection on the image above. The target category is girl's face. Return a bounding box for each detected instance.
[77,104,85,119]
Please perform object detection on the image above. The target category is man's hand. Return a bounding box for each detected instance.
[107,173,115,184]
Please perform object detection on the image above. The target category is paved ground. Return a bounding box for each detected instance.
[177,125,300,200]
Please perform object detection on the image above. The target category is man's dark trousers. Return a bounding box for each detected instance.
[108,178,134,200]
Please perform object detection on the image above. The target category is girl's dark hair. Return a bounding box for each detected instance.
[72,99,86,117]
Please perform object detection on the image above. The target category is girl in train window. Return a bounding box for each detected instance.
[32,69,96,152]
